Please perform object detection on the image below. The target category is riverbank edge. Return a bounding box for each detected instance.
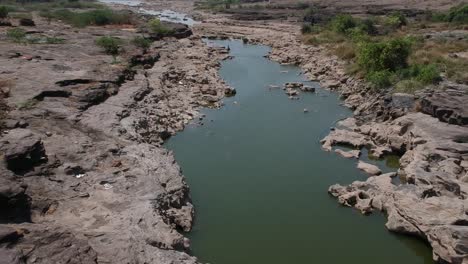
[0,5,235,263]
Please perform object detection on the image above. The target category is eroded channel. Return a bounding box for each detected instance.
[166,40,433,263]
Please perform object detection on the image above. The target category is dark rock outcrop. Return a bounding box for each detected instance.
[1,129,47,175]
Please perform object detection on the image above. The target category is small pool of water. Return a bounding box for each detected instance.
[166,39,433,264]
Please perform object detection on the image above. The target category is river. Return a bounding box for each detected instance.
[165,39,433,264]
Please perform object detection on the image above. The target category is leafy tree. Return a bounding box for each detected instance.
[357,38,412,72]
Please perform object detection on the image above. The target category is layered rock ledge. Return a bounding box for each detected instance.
[0,11,230,264]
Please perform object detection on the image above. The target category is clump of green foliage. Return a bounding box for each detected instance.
[131,36,152,53]
[365,70,394,89]
[301,24,313,34]
[148,18,173,34]
[301,11,444,92]
[357,38,412,72]
[96,36,122,61]
[384,12,407,29]
[0,5,9,18]
[330,14,356,34]
[357,38,441,89]
[6,28,26,43]
[432,4,468,24]
[40,9,131,27]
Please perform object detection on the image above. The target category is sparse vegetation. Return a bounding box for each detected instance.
[96,36,122,62]
[330,15,356,34]
[148,18,173,34]
[132,36,152,53]
[6,28,26,43]
[0,5,9,18]
[39,8,131,27]
[432,4,468,24]
[300,11,456,92]
[17,99,38,110]
[384,12,407,29]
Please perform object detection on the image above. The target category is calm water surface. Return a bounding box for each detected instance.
[165,40,433,264]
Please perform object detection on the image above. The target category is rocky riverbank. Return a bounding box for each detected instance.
[195,10,468,264]
[0,7,230,264]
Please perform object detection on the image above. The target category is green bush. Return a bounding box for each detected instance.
[0,6,9,19]
[6,28,26,43]
[148,18,172,34]
[366,70,394,89]
[357,38,412,72]
[301,24,313,34]
[415,64,441,84]
[431,4,468,24]
[132,36,152,52]
[40,9,131,27]
[330,15,356,34]
[385,12,407,28]
[399,64,441,84]
[96,36,122,60]
[357,19,377,35]
[447,4,468,24]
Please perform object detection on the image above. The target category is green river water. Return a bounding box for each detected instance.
[165,40,433,264]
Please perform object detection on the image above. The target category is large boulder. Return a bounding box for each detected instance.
[1,129,47,175]
[419,83,468,126]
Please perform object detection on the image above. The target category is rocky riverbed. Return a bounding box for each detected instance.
[1,0,467,263]
[0,8,230,264]
[195,8,468,264]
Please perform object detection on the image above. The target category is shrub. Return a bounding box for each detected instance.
[6,28,26,43]
[447,4,468,24]
[0,6,9,19]
[148,18,172,34]
[385,12,407,28]
[357,38,412,72]
[132,36,152,52]
[96,36,122,61]
[301,24,313,34]
[399,64,441,84]
[415,64,441,84]
[431,4,468,24]
[366,70,394,89]
[330,15,356,34]
[357,19,377,35]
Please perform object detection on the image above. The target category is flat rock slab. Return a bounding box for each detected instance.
[335,149,360,159]
[357,161,382,175]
